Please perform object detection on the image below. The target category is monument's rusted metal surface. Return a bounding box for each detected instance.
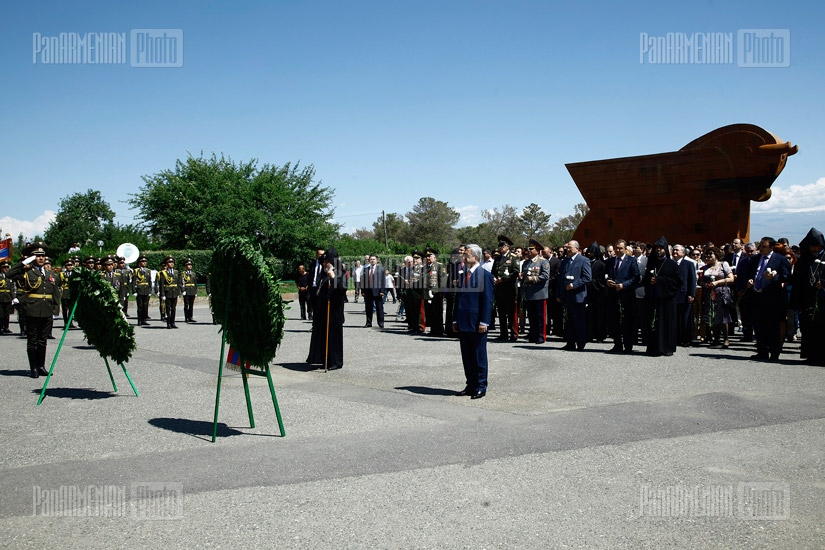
[567,124,797,245]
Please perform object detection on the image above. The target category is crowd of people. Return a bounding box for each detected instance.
[299,228,825,387]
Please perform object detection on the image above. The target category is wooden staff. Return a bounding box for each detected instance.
[324,298,330,373]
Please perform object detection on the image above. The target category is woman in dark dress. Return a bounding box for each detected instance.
[306,247,347,370]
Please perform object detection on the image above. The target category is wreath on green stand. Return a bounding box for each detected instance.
[208,236,287,369]
[69,267,137,365]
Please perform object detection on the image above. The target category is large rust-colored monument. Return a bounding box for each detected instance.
[567,124,797,246]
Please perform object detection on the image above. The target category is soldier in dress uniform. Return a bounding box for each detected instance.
[7,242,61,378]
[181,258,198,322]
[59,259,76,329]
[158,256,182,328]
[0,259,16,334]
[423,247,447,336]
[101,255,119,289]
[520,238,550,344]
[493,235,520,341]
[444,247,465,338]
[132,255,153,326]
[155,257,167,322]
[116,256,133,318]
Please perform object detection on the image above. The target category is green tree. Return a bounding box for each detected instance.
[404,197,459,246]
[129,153,338,270]
[372,212,408,245]
[548,202,589,246]
[43,190,116,255]
[518,203,552,241]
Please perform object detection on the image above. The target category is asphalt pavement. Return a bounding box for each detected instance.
[0,296,823,549]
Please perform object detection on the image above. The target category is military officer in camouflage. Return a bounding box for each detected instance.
[493,235,520,341]
[7,242,61,378]
[132,255,152,326]
[158,255,182,328]
[181,258,198,323]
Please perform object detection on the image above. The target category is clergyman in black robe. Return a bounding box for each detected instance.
[642,236,683,356]
[306,247,347,370]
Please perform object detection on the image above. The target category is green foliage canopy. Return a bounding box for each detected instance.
[129,153,338,271]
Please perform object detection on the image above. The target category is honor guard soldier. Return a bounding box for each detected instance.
[159,256,182,328]
[493,235,520,341]
[132,255,152,325]
[181,258,198,322]
[7,242,61,378]
[102,255,119,289]
[0,260,16,334]
[423,247,447,336]
[116,256,133,317]
[155,257,167,322]
[59,259,76,329]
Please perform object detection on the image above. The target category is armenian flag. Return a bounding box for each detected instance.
[0,238,11,261]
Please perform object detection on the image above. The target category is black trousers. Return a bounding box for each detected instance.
[424,293,444,335]
[364,292,385,327]
[183,294,196,321]
[495,285,516,339]
[25,315,52,370]
[165,297,178,327]
[298,290,309,319]
[565,301,587,349]
[136,294,150,323]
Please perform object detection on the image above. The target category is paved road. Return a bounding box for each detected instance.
[0,299,823,548]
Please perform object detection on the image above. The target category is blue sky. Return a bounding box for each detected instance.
[2,0,823,246]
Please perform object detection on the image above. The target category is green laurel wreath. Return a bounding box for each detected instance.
[69,267,137,364]
[208,236,286,369]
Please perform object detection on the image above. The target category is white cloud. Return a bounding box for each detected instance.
[751,177,825,213]
[0,211,56,241]
[455,205,482,227]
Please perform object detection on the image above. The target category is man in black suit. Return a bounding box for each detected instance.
[361,254,386,328]
[672,244,697,346]
[745,237,792,361]
[606,239,640,353]
[735,242,758,341]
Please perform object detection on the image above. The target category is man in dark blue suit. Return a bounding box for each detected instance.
[672,244,697,346]
[557,240,592,351]
[606,239,640,353]
[745,237,792,361]
[361,254,386,328]
[452,244,495,399]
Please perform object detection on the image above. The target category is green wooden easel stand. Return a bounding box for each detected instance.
[211,272,285,442]
[37,298,139,405]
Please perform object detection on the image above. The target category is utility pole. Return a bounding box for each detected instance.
[382,210,388,249]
